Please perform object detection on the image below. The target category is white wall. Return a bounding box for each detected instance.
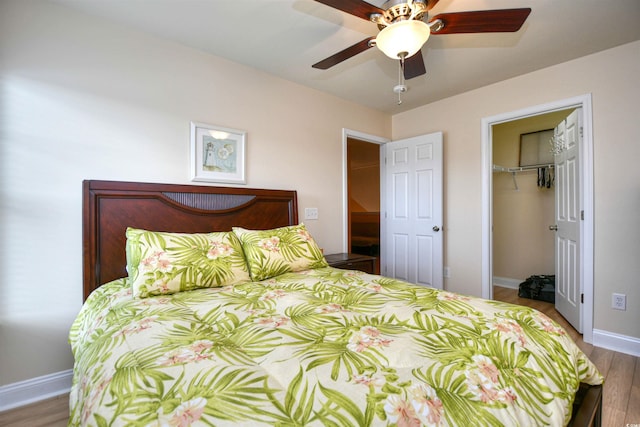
[0,0,390,388]
[393,40,640,340]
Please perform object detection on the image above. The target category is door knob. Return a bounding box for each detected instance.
[433,226,440,232]
[549,225,558,231]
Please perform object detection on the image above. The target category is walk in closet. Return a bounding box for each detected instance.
[492,109,573,289]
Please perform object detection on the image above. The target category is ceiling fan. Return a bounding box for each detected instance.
[312,0,531,80]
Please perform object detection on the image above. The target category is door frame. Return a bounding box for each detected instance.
[341,128,390,254]
[480,94,594,343]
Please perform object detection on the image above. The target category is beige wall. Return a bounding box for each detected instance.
[393,40,640,339]
[0,0,390,386]
[492,112,572,281]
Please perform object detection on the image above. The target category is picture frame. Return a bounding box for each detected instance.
[519,128,554,167]
[190,121,246,184]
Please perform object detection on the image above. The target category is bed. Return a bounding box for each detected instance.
[70,180,603,426]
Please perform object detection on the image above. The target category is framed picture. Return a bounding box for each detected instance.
[519,128,554,167]
[190,121,246,184]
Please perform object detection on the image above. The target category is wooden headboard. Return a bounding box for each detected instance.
[83,180,298,300]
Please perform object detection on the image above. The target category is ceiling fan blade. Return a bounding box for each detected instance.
[429,8,531,34]
[404,51,426,79]
[312,37,375,70]
[313,0,383,21]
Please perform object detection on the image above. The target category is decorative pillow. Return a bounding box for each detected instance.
[232,223,328,281]
[125,228,250,298]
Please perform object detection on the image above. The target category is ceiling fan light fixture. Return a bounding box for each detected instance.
[375,19,431,59]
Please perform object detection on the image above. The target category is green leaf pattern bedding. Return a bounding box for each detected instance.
[69,268,602,426]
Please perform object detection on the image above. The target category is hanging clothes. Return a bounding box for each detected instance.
[537,167,554,188]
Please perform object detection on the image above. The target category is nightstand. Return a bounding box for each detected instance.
[324,253,376,274]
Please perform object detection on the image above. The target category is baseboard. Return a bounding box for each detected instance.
[0,369,72,412]
[592,329,640,357]
[493,276,523,289]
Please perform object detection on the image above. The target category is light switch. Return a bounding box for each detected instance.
[304,207,319,220]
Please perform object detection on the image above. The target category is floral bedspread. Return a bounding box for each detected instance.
[69,267,602,426]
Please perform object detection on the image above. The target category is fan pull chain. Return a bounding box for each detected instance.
[394,55,408,105]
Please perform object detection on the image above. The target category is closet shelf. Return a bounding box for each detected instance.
[492,164,554,173]
[493,164,554,191]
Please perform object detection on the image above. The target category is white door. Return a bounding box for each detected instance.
[382,132,443,288]
[554,109,582,332]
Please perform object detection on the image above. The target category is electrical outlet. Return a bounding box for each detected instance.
[443,267,450,278]
[612,293,626,311]
[304,207,319,220]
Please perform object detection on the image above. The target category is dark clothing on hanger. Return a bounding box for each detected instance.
[537,167,554,188]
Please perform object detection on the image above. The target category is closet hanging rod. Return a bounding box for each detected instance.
[492,164,554,173]
[493,164,555,191]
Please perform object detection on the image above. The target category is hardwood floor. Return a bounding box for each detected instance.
[0,393,68,427]
[1,287,638,426]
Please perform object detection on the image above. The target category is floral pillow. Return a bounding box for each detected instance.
[125,228,251,298]
[232,223,328,281]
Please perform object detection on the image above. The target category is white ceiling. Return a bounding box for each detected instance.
[51,0,640,114]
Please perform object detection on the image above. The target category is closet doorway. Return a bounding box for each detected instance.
[481,95,595,342]
[492,110,573,292]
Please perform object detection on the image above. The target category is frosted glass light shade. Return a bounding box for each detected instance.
[375,20,431,59]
